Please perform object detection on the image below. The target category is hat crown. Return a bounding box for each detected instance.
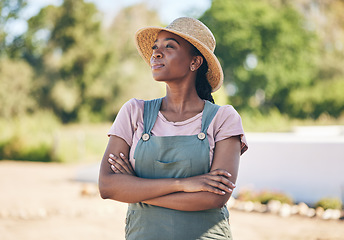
[166,17,216,52]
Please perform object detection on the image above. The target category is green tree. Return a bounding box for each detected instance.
[200,0,319,115]
[0,0,35,119]
[0,0,26,57]
[286,0,344,119]
[8,1,164,123]
[102,3,164,115]
[0,58,34,118]
[21,0,112,122]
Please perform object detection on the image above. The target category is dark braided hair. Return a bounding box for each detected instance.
[191,47,215,104]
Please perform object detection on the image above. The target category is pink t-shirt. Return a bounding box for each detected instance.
[108,98,248,169]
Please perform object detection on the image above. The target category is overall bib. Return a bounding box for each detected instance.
[126,98,232,240]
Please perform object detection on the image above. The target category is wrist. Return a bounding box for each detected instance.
[173,178,184,192]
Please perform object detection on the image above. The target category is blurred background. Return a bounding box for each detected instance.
[1,0,344,239]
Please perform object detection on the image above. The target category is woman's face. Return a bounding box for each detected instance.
[150,31,195,82]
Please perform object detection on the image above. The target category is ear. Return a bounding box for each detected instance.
[190,56,203,72]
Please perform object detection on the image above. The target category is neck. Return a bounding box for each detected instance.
[162,83,204,113]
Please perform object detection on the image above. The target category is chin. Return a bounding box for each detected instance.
[152,74,167,82]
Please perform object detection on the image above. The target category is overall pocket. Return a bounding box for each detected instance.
[153,158,191,178]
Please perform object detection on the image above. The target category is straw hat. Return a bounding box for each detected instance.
[135,17,223,92]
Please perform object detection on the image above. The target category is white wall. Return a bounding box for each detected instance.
[236,127,344,205]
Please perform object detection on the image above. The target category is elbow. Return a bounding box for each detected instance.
[213,200,226,209]
[99,189,110,200]
[98,185,110,199]
[98,172,117,200]
[98,179,112,200]
[99,184,137,203]
[98,178,127,201]
[212,194,231,209]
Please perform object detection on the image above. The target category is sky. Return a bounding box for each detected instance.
[9,0,211,36]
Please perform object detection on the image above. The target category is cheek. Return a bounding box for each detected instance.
[170,54,191,71]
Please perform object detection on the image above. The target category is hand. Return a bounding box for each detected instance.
[180,169,235,195]
[108,153,136,176]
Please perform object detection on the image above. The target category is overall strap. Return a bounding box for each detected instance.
[201,101,220,133]
[143,98,163,134]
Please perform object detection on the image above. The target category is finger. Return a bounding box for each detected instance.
[113,161,126,173]
[109,153,117,161]
[110,164,121,174]
[209,175,236,189]
[120,153,134,170]
[119,153,135,173]
[109,153,132,174]
[108,153,121,166]
[205,179,234,194]
[204,174,231,187]
[209,169,232,178]
[108,157,116,167]
[209,170,236,189]
[115,155,132,174]
[201,183,228,195]
[203,174,235,191]
[108,156,126,173]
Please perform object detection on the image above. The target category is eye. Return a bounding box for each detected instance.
[152,45,158,50]
[166,44,174,48]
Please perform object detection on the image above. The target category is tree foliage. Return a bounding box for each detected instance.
[3,1,163,123]
[1,0,343,123]
[286,0,344,119]
[104,3,164,113]
[0,0,26,57]
[200,0,320,115]
[16,0,113,122]
[0,58,34,118]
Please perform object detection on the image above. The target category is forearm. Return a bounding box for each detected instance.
[99,135,183,203]
[99,173,182,203]
[142,136,242,212]
[143,191,231,211]
[100,136,237,205]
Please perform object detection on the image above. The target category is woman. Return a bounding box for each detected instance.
[99,17,248,240]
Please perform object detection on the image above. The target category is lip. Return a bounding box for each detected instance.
[151,63,165,70]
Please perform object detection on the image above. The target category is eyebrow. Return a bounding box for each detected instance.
[154,38,180,45]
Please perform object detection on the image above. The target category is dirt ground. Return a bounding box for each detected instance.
[1,160,343,240]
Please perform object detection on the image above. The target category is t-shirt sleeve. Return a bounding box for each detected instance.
[214,105,248,155]
[107,98,143,147]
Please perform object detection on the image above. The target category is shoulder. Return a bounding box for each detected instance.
[116,98,144,119]
[108,98,145,145]
[121,98,144,112]
[114,98,145,127]
[211,104,244,135]
[211,104,248,154]
[215,105,242,123]
[218,104,239,114]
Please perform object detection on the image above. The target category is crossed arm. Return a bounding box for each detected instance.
[98,135,241,211]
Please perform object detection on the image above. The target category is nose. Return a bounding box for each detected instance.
[152,49,163,59]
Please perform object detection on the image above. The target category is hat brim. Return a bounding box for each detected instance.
[135,26,223,92]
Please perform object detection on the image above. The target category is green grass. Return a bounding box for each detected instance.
[0,112,60,162]
[0,112,111,163]
[53,123,110,163]
[1,108,343,163]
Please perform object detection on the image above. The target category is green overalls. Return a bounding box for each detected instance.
[126,98,233,240]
